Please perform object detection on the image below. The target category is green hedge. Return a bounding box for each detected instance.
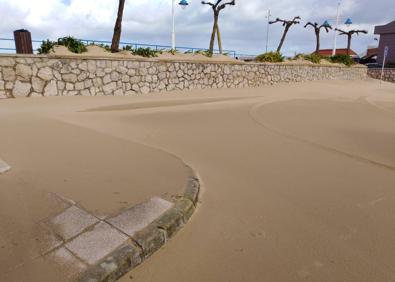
[255,52,284,63]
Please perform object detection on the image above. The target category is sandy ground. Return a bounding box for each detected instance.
[1,79,395,281]
[0,97,190,280]
[49,45,238,62]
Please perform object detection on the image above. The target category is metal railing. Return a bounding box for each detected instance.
[0,37,244,58]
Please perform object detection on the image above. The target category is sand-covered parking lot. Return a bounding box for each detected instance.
[1,79,395,281]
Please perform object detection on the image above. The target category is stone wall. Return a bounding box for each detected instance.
[367,68,395,83]
[0,55,367,99]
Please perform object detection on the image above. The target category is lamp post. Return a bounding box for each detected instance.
[331,2,352,56]
[265,9,272,53]
[172,0,189,50]
[332,1,341,56]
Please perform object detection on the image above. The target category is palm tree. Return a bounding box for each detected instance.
[111,0,126,53]
[201,0,235,55]
[269,16,301,53]
[335,29,368,55]
[304,22,332,53]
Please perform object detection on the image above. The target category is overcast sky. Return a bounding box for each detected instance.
[0,0,394,56]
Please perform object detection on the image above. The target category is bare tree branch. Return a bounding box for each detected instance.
[269,16,301,26]
[335,28,368,36]
[335,29,368,55]
[304,21,332,53]
[218,0,235,11]
[269,16,301,52]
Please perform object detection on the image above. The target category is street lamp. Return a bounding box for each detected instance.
[344,18,352,26]
[172,0,189,50]
[265,9,272,53]
[323,20,331,28]
[331,1,353,56]
[332,1,341,56]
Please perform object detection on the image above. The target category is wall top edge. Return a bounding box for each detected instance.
[0,54,367,69]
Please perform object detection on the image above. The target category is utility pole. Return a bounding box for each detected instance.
[266,9,271,53]
[332,1,341,56]
[172,0,176,50]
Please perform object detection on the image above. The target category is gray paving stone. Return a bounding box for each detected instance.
[49,205,99,240]
[106,197,173,237]
[0,159,11,174]
[65,222,128,265]
[45,247,87,281]
[33,223,64,256]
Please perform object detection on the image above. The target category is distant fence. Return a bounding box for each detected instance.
[0,37,256,58]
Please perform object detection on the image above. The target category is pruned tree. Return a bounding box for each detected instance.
[269,16,301,52]
[335,28,368,55]
[304,22,332,53]
[202,0,235,55]
[111,0,126,53]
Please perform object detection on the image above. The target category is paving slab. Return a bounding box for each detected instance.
[106,197,173,237]
[65,222,128,265]
[31,222,64,256]
[0,159,11,174]
[46,247,88,281]
[48,205,99,240]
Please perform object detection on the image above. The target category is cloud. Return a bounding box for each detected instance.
[0,0,394,56]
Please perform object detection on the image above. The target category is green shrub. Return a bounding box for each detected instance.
[121,46,160,57]
[255,52,284,63]
[122,45,133,51]
[194,49,213,57]
[330,54,355,66]
[132,47,159,58]
[37,40,56,54]
[169,48,179,55]
[57,36,87,54]
[294,53,322,64]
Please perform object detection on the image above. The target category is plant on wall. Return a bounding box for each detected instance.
[57,37,87,53]
[37,40,56,54]
[255,51,284,62]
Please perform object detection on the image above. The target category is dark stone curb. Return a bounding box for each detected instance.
[78,168,200,282]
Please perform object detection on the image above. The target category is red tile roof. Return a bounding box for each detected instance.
[366,48,378,57]
[315,49,357,56]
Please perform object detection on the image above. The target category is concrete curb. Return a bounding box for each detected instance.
[79,169,200,282]
[0,159,11,174]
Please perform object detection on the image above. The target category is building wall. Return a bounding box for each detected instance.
[377,34,395,64]
[0,55,367,99]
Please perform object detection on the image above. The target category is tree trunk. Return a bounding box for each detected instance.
[209,13,219,55]
[111,0,126,53]
[217,24,223,54]
[315,29,320,53]
[277,25,290,52]
[347,34,352,56]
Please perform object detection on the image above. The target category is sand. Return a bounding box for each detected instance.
[49,45,238,62]
[1,79,395,281]
[50,45,145,59]
[0,98,190,280]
